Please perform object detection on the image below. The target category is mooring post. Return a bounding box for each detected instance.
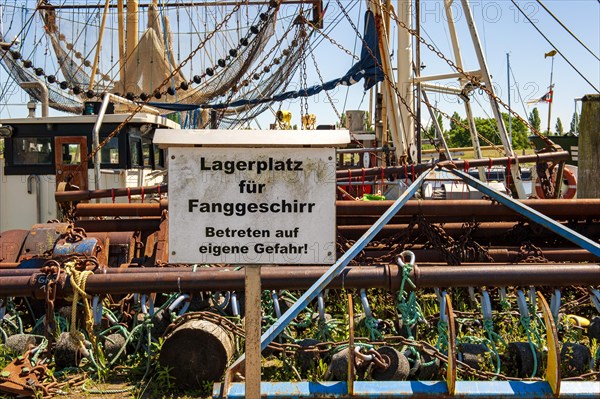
[245,264,262,399]
[578,94,600,198]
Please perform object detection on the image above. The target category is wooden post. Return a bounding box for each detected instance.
[577,94,600,198]
[245,265,261,399]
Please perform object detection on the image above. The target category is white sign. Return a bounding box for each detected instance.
[168,147,336,264]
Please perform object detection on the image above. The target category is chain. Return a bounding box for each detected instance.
[334,0,438,158]
[372,218,419,262]
[417,216,461,265]
[310,51,341,123]
[515,242,549,263]
[299,24,309,123]
[306,21,360,62]
[229,12,299,95]
[41,260,61,343]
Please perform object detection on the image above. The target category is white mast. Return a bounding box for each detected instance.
[369,0,407,163]
[460,0,526,198]
[397,0,415,161]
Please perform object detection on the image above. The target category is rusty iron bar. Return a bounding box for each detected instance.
[2,264,600,298]
[71,199,600,220]
[74,218,161,232]
[366,248,600,263]
[336,199,600,218]
[338,221,600,239]
[3,246,597,275]
[335,151,570,179]
[55,184,168,203]
[75,201,168,217]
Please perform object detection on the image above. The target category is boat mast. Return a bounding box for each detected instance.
[88,0,111,91]
[369,0,407,163]
[546,54,555,134]
[397,0,415,161]
[118,0,126,83]
[460,0,526,198]
[125,0,140,94]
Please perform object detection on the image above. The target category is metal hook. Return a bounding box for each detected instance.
[317,292,326,322]
[397,250,416,267]
[439,290,448,323]
[550,289,561,321]
[92,295,103,325]
[516,290,529,318]
[272,291,282,318]
[168,294,191,316]
[590,288,600,313]
[359,289,373,319]
[468,286,478,305]
[231,292,240,317]
[481,290,493,321]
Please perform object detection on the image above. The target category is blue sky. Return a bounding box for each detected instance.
[274,0,600,133]
[1,0,598,136]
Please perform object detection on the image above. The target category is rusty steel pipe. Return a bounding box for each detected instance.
[75,201,167,217]
[412,264,600,287]
[0,265,396,297]
[337,199,600,218]
[369,248,600,263]
[69,199,600,220]
[74,218,162,232]
[2,264,600,298]
[55,184,168,203]
[336,151,569,179]
[338,222,600,240]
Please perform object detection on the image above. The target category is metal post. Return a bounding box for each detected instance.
[244,264,261,399]
[91,93,112,192]
[507,53,512,142]
[547,55,555,134]
[421,90,451,160]
[19,82,49,117]
[415,0,422,164]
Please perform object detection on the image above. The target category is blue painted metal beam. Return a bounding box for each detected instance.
[259,168,432,351]
[224,169,433,381]
[215,381,600,398]
[446,168,600,257]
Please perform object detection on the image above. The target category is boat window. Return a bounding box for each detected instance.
[153,144,164,168]
[12,137,53,165]
[142,142,152,167]
[60,143,81,165]
[130,139,142,166]
[100,137,120,164]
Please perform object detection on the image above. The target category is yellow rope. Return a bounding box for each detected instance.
[63,261,96,349]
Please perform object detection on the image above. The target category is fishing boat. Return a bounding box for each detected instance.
[0,0,590,229]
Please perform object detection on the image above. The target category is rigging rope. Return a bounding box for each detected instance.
[510,0,599,93]
[535,0,600,62]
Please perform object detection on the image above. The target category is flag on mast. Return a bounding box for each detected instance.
[528,84,554,105]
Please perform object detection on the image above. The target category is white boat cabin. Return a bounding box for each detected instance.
[0,110,179,230]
